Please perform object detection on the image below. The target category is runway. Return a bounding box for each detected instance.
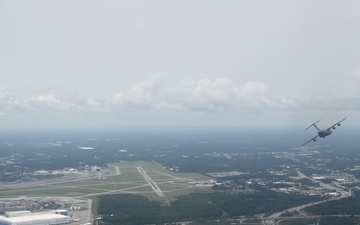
[137,167,165,198]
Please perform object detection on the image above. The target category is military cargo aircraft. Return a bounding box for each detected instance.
[302,116,347,146]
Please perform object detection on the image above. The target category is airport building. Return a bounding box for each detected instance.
[0,211,70,225]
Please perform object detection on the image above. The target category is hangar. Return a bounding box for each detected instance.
[0,212,70,225]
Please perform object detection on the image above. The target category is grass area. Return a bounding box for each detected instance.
[0,161,216,224]
[91,196,100,218]
[97,193,224,225]
[0,188,75,197]
[190,221,231,225]
[278,218,319,225]
[0,161,214,203]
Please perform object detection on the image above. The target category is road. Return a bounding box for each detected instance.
[264,170,352,224]
[70,198,93,225]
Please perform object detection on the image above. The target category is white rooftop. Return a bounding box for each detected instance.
[0,213,69,223]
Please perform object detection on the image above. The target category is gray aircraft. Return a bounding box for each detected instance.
[302,116,347,146]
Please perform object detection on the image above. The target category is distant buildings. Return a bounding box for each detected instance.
[207,171,249,178]
[0,210,70,225]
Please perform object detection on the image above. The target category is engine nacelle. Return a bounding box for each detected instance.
[338,123,341,126]
[313,138,317,142]
[332,126,336,129]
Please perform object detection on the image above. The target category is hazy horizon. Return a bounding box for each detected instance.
[1,1,360,130]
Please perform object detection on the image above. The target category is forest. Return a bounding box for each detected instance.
[97,188,324,225]
[304,190,360,215]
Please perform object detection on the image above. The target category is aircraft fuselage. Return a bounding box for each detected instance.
[318,129,332,138]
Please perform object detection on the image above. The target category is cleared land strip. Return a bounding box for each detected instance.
[114,166,121,175]
[137,167,165,198]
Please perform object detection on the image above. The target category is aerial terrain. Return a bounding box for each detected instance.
[2,1,360,224]
[1,128,360,225]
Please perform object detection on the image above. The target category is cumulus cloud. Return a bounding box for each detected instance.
[0,88,9,100]
[163,77,278,113]
[125,82,153,107]
[112,76,162,110]
[167,77,240,111]
[29,94,75,111]
[109,77,280,113]
[295,68,360,111]
[335,69,360,99]
[0,88,31,115]
[329,70,360,110]
[85,97,109,112]
[1,93,78,116]
[0,77,304,117]
[0,88,9,116]
[1,73,360,121]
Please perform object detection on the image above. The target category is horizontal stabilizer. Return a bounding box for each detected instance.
[305,119,321,131]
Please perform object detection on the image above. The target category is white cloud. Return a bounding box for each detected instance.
[0,88,9,100]
[164,78,277,113]
[2,1,360,129]
[170,77,239,111]
[294,68,360,111]
[125,82,153,108]
[87,97,102,107]
[240,81,268,97]
[336,69,360,99]
[112,76,162,110]
[85,97,109,112]
[1,74,360,125]
[29,94,75,112]
[0,88,31,115]
[0,88,9,112]
[112,92,124,104]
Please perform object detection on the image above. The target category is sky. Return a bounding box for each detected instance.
[1,0,360,130]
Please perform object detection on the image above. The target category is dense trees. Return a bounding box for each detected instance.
[98,194,222,225]
[318,217,359,225]
[305,190,360,216]
[97,190,324,225]
[278,218,318,225]
[211,189,323,216]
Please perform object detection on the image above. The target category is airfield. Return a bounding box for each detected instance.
[0,161,214,223]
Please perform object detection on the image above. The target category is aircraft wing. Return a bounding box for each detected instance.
[302,135,319,146]
[326,116,347,130]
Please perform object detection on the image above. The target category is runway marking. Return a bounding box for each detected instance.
[137,167,165,198]
[115,166,121,175]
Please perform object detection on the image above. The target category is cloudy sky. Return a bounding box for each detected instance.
[1,0,360,130]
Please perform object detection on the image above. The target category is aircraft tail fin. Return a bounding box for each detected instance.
[305,119,322,131]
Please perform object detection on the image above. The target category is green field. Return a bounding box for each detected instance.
[0,161,214,205]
